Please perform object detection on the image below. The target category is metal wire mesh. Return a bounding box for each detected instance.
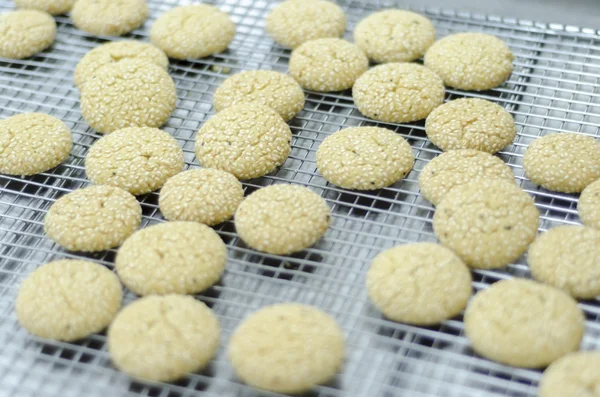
[0,0,599,396]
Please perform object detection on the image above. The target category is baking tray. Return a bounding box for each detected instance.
[0,0,599,396]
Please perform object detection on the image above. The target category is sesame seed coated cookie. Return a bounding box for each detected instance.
[316,126,414,190]
[354,10,436,64]
[44,185,141,252]
[71,0,148,37]
[85,127,184,195]
[539,352,600,397]
[151,5,235,60]
[265,0,346,49]
[353,63,445,123]
[367,243,472,325]
[228,303,345,394]
[14,0,75,15]
[464,279,584,368]
[425,98,516,153]
[16,259,122,341]
[433,179,539,269]
[578,179,600,230]
[0,113,72,176]
[235,184,330,255]
[195,103,291,180]
[108,295,220,382]
[213,70,305,121]
[523,133,600,193]
[0,10,55,59]
[289,38,368,92]
[419,149,515,206]
[424,33,515,91]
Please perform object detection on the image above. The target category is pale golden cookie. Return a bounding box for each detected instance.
[539,352,600,397]
[578,179,600,230]
[0,10,55,59]
[14,0,75,15]
[71,0,148,37]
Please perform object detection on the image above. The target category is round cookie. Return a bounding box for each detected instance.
[425,98,516,153]
[464,279,584,368]
[0,113,72,176]
[71,0,148,37]
[433,179,539,269]
[367,243,472,325]
[150,5,235,60]
[265,0,346,49]
[0,10,55,59]
[578,179,600,229]
[45,185,141,252]
[353,63,445,123]
[235,184,330,255]
[539,352,600,397]
[354,10,436,63]
[289,38,368,92]
[316,126,414,190]
[85,127,184,195]
[14,0,75,15]
[108,294,220,382]
[419,149,515,206]
[424,33,514,91]
[228,303,345,394]
[16,259,122,341]
[195,103,291,180]
[213,70,305,121]
[523,133,600,193]
[80,59,176,134]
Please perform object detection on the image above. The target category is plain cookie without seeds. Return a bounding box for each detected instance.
[578,179,600,230]
[0,10,55,59]
[14,0,75,15]
[539,352,600,397]
[71,0,148,36]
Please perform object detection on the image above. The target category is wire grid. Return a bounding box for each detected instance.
[0,0,599,396]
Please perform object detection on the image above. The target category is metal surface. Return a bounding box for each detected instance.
[0,0,599,396]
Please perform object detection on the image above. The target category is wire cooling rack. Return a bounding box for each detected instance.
[1,0,600,396]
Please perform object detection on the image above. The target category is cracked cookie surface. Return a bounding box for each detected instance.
[71,0,148,36]
[0,9,55,59]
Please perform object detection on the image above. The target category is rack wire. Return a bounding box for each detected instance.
[0,0,599,396]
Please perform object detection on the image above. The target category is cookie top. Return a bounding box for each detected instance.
[195,103,291,180]
[433,179,539,269]
[424,33,515,91]
[464,279,584,368]
[80,59,177,134]
[354,10,436,63]
[85,127,184,195]
[213,70,305,121]
[316,126,414,190]
[14,0,75,15]
[228,303,345,394]
[539,352,600,397]
[16,259,122,341]
[523,133,600,193]
[367,243,472,325]
[108,294,220,382]
[0,113,72,176]
[44,185,142,252]
[150,4,235,60]
[0,10,55,59]
[71,0,148,36]
[235,184,330,255]
[419,149,515,206]
[352,63,445,123]
[425,98,516,153]
[265,0,346,49]
[578,179,600,230]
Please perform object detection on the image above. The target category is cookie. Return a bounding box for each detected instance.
[228,303,345,394]
[0,113,72,176]
[265,0,346,49]
[289,38,368,92]
[45,185,141,252]
[159,168,243,225]
[85,127,184,195]
[424,33,514,91]
[539,352,600,397]
[523,133,600,193]
[354,10,436,63]
[213,70,304,121]
[80,59,176,134]
[425,98,516,153]
[150,4,235,60]
[14,0,75,15]
[367,243,472,325]
[108,295,220,382]
[433,179,539,269]
[71,0,148,37]
[353,63,445,123]
[419,149,515,206]
[0,10,55,59]
[16,259,122,341]
[316,126,414,190]
[195,103,291,180]
[235,184,330,255]
[578,179,600,229]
